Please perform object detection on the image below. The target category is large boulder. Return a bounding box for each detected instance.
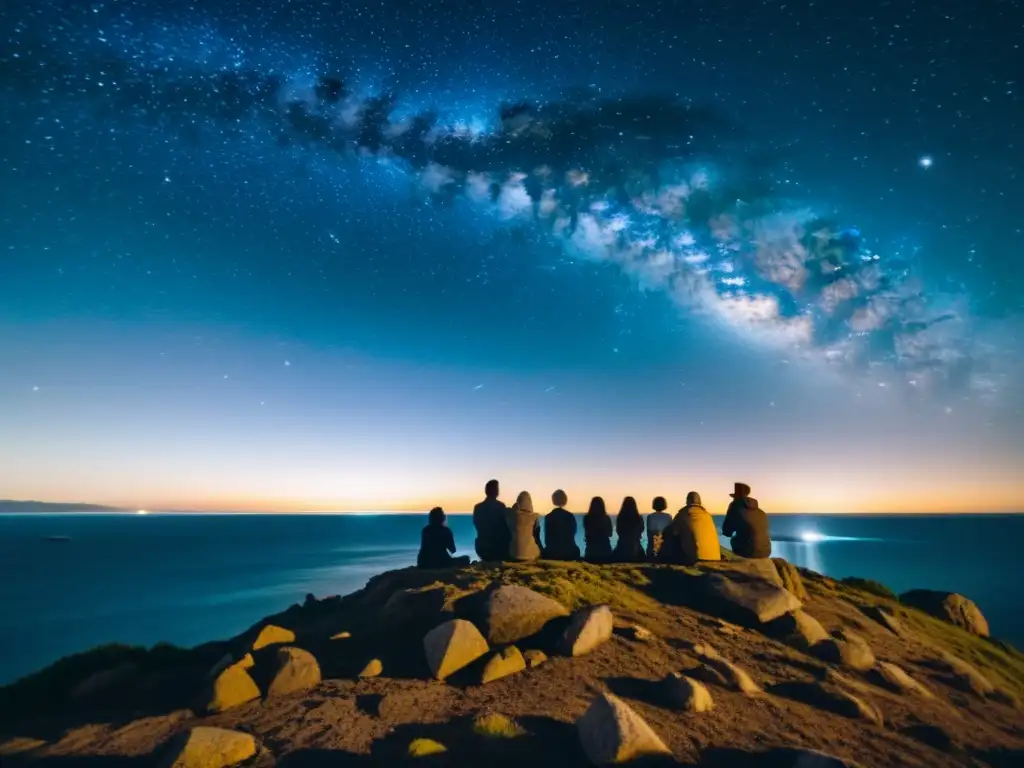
[423,619,490,679]
[813,629,876,671]
[577,692,672,765]
[705,573,802,625]
[250,624,295,651]
[480,646,527,684]
[705,558,783,587]
[383,585,451,623]
[267,646,321,697]
[772,558,809,601]
[159,727,256,768]
[871,661,933,698]
[765,610,828,651]
[203,660,261,713]
[900,590,990,637]
[559,604,614,657]
[662,673,714,712]
[692,643,761,695]
[469,585,569,645]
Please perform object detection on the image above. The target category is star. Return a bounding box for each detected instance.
[32,385,39,391]
[284,360,291,367]
[918,155,933,169]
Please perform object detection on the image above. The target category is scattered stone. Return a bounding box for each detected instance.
[481,646,527,684]
[423,618,490,680]
[577,691,672,765]
[862,605,909,638]
[772,558,809,601]
[692,643,762,695]
[900,590,990,637]
[159,726,256,768]
[758,747,863,767]
[523,649,548,668]
[935,651,996,696]
[208,652,253,679]
[662,672,714,712]
[622,624,653,642]
[251,624,295,651]
[358,658,383,679]
[814,629,876,671]
[765,609,829,651]
[559,604,614,656]
[267,646,321,697]
[0,738,47,757]
[204,660,261,713]
[472,713,526,738]
[705,572,802,625]
[471,585,569,645]
[408,738,447,757]
[775,681,881,726]
[330,631,352,640]
[872,661,933,698]
[71,661,139,700]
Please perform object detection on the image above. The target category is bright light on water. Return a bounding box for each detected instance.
[800,531,825,543]
[136,509,149,515]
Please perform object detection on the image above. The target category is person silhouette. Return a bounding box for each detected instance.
[505,491,542,561]
[583,496,613,563]
[543,489,581,561]
[673,491,721,564]
[646,496,672,558]
[722,482,771,558]
[472,479,510,561]
[417,507,471,569]
[613,496,645,562]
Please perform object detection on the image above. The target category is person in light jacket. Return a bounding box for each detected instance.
[646,496,672,558]
[506,490,542,561]
[672,491,721,565]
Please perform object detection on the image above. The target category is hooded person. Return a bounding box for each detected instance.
[543,489,581,561]
[473,479,510,561]
[672,491,721,565]
[505,490,542,561]
[722,482,771,559]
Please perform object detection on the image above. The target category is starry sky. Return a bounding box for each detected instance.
[1,0,1022,514]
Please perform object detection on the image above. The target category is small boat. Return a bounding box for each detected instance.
[44,535,72,542]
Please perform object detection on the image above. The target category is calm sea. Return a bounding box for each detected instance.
[1,512,1022,685]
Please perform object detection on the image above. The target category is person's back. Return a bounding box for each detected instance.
[673,491,721,565]
[473,479,510,561]
[613,496,645,562]
[645,497,672,558]
[583,497,613,562]
[506,491,542,561]
[544,491,580,560]
[722,483,771,558]
[418,507,470,569]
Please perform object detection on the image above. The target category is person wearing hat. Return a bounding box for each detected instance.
[543,489,581,561]
[722,482,771,558]
[672,491,721,564]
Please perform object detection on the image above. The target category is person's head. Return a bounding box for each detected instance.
[587,496,607,517]
[429,506,446,526]
[514,491,534,514]
[730,482,751,499]
[619,496,640,520]
[552,489,568,508]
[686,491,702,507]
[652,496,667,512]
[485,479,500,499]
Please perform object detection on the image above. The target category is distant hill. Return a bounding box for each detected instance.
[0,500,124,514]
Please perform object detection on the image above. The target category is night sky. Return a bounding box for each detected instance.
[1,0,1021,514]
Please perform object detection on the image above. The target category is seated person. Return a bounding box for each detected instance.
[673,491,721,565]
[646,496,672,558]
[543,489,581,560]
[722,482,771,559]
[417,507,471,569]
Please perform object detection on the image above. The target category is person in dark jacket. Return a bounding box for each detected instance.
[472,479,510,561]
[722,482,771,558]
[613,496,645,561]
[418,507,471,569]
[583,496,613,562]
[543,489,581,561]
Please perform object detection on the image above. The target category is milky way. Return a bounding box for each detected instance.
[2,7,1017,405]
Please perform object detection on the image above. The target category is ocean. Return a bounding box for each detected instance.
[1,512,1021,686]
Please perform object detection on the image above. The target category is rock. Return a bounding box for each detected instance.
[423,618,490,679]
[383,585,450,623]
[936,651,996,696]
[872,661,933,698]
[759,747,864,767]
[208,652,253,679]
[900,589,990,637]
[662,672,714,712]
[775,681,881,726]
[71,661,139,700]
[251,624,295,651]
[765,610,828,650]
[481,646,527,684]
[330,631,352,640]
[862,605,909,638]
[901,723,954,751]
[408,738,447,757]
[267,646,321,697]
[0,738,47,757]
[705,572,802,625]
[472,713,526,738]
[622,624,653,642]
[159,726,256,768]
[358,658,383,678]
[577,692,672,765]
[471,585,569,645]
[772,558,809,601]
[523,649,548,667]
[706,558,784,587]
[559,604,614,657]
[814,629,876,671]
[692,643,762,695]
[204,660,261,713]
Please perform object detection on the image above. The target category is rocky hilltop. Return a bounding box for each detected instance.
[2,556,1022,767]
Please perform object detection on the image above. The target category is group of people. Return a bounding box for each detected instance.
[416,479,772,569]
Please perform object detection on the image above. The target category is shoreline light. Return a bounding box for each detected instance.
[800,531,825,543]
